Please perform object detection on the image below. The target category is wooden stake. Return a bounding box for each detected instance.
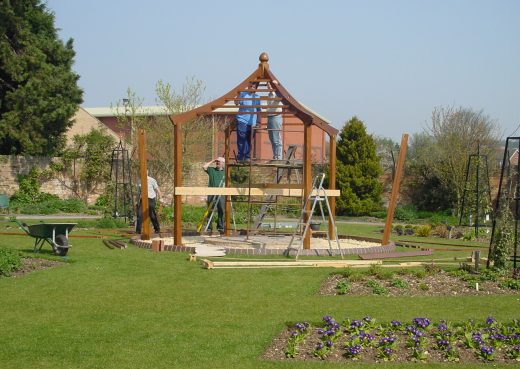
[328,134,337,239]
[224,125,231,236]
[173,120,183,246]
[382,134,409,245]
[303,123,312,249]
[138,129,151,240]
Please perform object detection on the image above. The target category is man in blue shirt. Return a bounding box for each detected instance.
[235,82,261,161]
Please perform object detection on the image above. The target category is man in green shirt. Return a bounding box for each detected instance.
[203,157,225,234]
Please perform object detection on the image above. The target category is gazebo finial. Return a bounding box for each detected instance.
[259,52,269,76]
[259,52,269,63]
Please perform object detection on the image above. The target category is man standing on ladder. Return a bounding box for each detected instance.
[203,157,225,234]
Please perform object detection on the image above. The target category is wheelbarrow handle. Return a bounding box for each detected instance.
[12,218,30,235]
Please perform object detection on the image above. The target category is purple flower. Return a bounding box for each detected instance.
[315,342,324,350]
[490,333,507,342]
[322,315,333,323]
[472,332,483,344]
[347,344,362,355]
[391,320,402,327]
[363,316,373,322]
[437,323,448,331]
[291,331,298,337]
[379,336,397,346]
[317,328,324,335]
[480,345,494,355]
[412,317,431,329]
[325,340,333,347]
[383,347,394,355]
[437,339,449,348]
[485,316,496,325]
[350,320,364,328]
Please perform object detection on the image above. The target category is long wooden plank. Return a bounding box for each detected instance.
[202,259,381,269]
[175,187,340,197]
[201,259,446,270]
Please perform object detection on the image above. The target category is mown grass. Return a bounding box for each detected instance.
[0,220,514,368]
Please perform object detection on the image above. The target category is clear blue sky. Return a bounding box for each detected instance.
[46,0,520,142]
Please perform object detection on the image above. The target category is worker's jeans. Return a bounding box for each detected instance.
[268,114,283,160]
[236,121,252,161]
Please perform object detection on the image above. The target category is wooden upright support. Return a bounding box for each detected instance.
[328,134,337,239]
[224,125,231,236]
[303,123,312,249]
[173,120,183,246]
[138,129,151,240]
[382,134,409,245]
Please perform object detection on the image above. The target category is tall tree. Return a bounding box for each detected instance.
[422,106,500,215]
[0,0,83,155]
[402,132,455,211]
[336,116,382,215]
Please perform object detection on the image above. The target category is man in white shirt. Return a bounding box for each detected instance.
[136,173,162,235]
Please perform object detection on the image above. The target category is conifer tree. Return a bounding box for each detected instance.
[336,117,382,215]
[0,0,83,155]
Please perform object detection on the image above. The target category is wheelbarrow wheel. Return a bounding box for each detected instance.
[55,234,69,256]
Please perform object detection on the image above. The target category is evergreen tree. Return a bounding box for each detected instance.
[0,0,83,155]
[336,117,382,215]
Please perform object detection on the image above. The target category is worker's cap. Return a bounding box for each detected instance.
[216,157,225,163]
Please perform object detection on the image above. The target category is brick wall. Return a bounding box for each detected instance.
[0,155,83,200]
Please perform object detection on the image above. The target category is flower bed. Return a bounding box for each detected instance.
[264,316,520,363]
[319,268,520,297]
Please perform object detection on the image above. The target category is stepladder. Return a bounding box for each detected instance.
[284,173,343,260]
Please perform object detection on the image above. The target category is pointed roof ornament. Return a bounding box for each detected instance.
[259,52,269,77]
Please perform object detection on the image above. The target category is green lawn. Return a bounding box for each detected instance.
[0,223,515,368]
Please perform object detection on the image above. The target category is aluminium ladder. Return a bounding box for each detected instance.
[284,173,343,260]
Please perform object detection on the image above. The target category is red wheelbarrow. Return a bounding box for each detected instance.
[15,220,76,256]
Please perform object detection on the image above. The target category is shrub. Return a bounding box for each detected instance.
[415,225,431,237]
[394,225,404,236]
[391,278,408,289]
[418,283,429,291]
[434,224,449,238]
[500,279,520,290]
[336,280,350,295]
[369,210,387,219]
[0,248,22,277]
[423,263,441,275]
[394,205,417,222]
[58,199,88,213]
[489,205,514,270]
[95,217,127,229]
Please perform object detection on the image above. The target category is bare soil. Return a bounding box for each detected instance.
[318,270,519,297]
[9,257,63,277]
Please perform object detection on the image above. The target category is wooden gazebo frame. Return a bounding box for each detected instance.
[169,52,339,249]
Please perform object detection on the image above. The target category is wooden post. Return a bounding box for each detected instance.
[138,129,151,240]
[224,125,231,235]
[328,134,337,239]
[382,134,409,245]
[173,120,183,246]
[303,123,312,249]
